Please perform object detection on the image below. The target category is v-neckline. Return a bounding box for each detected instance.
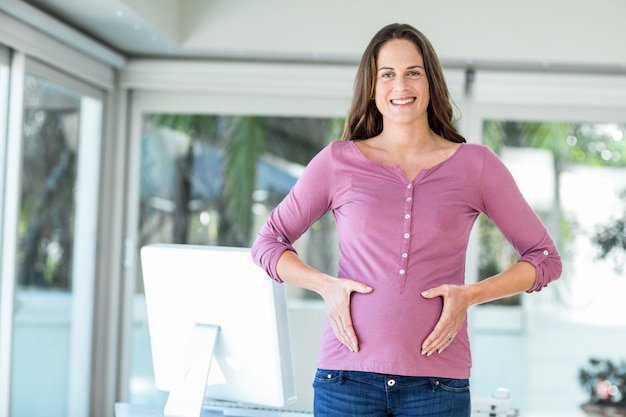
[349,140,464,182]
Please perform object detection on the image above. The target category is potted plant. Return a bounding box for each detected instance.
[579,358,626,416]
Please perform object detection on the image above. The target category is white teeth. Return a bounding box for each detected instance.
[391,98,414,104]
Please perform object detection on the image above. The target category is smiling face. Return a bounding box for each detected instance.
[374,39,430,128]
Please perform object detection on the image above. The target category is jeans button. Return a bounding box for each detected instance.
[387,379,396,387]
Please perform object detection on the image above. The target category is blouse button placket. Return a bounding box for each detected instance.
[400,182,414,280]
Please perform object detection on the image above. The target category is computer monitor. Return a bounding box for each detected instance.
[140,243,297,417]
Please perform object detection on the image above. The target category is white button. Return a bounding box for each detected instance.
[404,233,410,239]
[387,379,396,387]
[327,374,332,379]
[277,236,283,242]
[399,269,405,275]
[543,250,549,256]
[407,184,412,189]
[406,197,412,202]
[402,253,408,258]
[405,214,411,219]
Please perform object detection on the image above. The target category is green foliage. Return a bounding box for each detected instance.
[149,114,217,140]
[222,116,267,245]
[19,109,78,290]
[579,357,626,406]
[144,114,343,250]
[591,191,626,273]
[483,120,626,168]
[44,254,57,285]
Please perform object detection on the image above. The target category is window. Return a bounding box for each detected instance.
[2,56,103,417]
[482,119,626,312]
[129,113,343,403]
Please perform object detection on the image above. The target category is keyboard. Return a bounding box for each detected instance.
[203,401,312,417]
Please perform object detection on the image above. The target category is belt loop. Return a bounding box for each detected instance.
[338,370,346,385]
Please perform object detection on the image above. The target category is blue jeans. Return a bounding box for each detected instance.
[313,369,470,417]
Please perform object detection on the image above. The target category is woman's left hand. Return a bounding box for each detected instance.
[420,284,473,356]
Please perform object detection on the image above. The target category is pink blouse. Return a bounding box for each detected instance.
[251,140,561,379]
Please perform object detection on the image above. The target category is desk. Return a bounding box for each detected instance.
[117,401,519,417]
[115,403,229,417]
[116,404,189,417]
[114,403,313,417]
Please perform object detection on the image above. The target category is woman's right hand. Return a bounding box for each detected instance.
[319,277,373,352]
[274,251,373,352]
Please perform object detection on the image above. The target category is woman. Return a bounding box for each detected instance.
[252,23,562,417]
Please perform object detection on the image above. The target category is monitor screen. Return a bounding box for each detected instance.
[140,243,297,417]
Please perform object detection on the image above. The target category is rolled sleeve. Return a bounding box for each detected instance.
[251,224,297,283]
[517,232,563,292]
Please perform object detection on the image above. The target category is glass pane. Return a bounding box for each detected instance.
[129,114,342,404]
[477,119,626,415]
[481,120,626,306]
[19,79,79,290]
[12,74,80,417]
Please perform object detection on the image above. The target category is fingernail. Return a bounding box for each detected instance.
[421,291,428,296]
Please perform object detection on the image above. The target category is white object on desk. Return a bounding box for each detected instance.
[471,387,519,416]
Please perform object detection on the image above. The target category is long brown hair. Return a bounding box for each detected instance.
[341,23,465,143]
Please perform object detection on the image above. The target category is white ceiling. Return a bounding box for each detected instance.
[11,0,626,73]
[22,0,375,61]
[23,0,184,57]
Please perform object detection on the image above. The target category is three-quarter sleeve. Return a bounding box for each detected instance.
[479,148,562,292]
[251,146,335,282]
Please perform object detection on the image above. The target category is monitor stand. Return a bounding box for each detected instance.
[164,324,220,417]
